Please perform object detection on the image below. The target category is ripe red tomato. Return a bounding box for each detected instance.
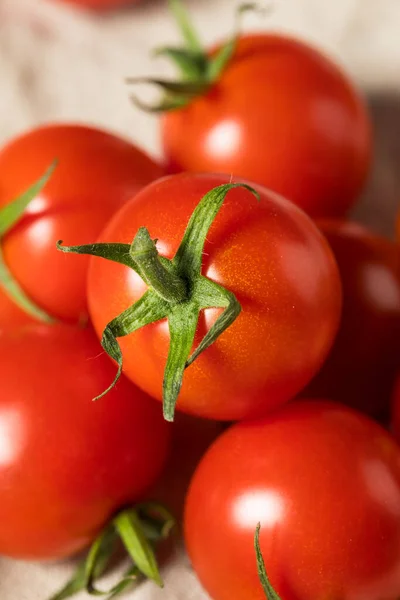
[184,401,400,600]
[0,124,162,327]
[162,34,371,218]
[87,173,341,421]
[305,220,400,420]
[0,324,170,560]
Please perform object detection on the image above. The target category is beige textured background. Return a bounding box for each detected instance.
[0,0,399,598]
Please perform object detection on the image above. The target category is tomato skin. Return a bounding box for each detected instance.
[184,401,400,600]
[88,172,341,421]
[0,124,162,327]
[162,34,371,218]
[0,324,170,560]
[305,220,400,420]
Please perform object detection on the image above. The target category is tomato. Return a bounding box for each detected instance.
[0,124,162,327]
[87,172,341,421]
[0,324,170,560]
[184,401,400,600]
[161,34,371,218]
[304,220,400,421]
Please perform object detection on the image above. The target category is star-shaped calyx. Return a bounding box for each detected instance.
[57,182,258,421]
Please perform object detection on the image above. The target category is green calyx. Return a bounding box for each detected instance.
[0,162,57,324]
[49,503,175,600]
[126,0,260,113]
[254,524,282,599]
[57,182,259,421]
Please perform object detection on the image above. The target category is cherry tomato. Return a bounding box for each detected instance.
[88,173,341,421]
[162,35,371,218]
[305,220,400,420]
[0,124,162,327]
[0,324,170,560]
[184,401,400,600]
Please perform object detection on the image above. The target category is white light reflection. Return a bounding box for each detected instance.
[0,408,24,467]
[24,193,47,215]
[361,263,400,313]
[233,490,285,528]
[206,120,241,159]
[363,458,400,518]
[26,218,54,249]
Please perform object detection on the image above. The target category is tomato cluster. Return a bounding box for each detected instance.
[1,2,400,600]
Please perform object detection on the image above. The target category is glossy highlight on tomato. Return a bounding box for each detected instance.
[162,34,371,218]
[0,324,170,560]
[0,124,162,327]
[184,401,400,600]
[305,220,400,420]
[87,173,342,421]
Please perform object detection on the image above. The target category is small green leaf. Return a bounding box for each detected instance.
[153,46,208,80]
[48,561,87,600]
[174,183,259,279]
[126,77,208,97]
[186,277,242,367]
[0,163,57,324]
[48,528,116,600]
[130,227,187,303]
[130,93,190,114]
[255,523,281,600]
[163,301,200,422]
[114,509,163,587]
[126,77,210,114]
[96,291,169,401]
[57,241,136,270]
[48,504,174,600]
[169,0,203,54]
[207,3,262,82]
[0,248,55,323]
[0,160,57,237]
[136,502,176,541]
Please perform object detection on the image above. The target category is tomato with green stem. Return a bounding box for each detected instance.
[58,173,341,422]
[0,323,171,583]
[304,220,400,421]
[184,401,400,600]
[129,0,371,218]
[0,124,162,327]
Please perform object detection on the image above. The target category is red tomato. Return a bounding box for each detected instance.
[88,173,341,421]
[162,35,371,218]
[184,401,400,600]
[305,220,400,420]
[0,124,162,327]
[0,324,170,560]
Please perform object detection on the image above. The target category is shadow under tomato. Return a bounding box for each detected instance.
[351,90,400,239]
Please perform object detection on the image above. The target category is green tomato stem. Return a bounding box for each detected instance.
[0,162,57,325]
[57,182,259,421]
